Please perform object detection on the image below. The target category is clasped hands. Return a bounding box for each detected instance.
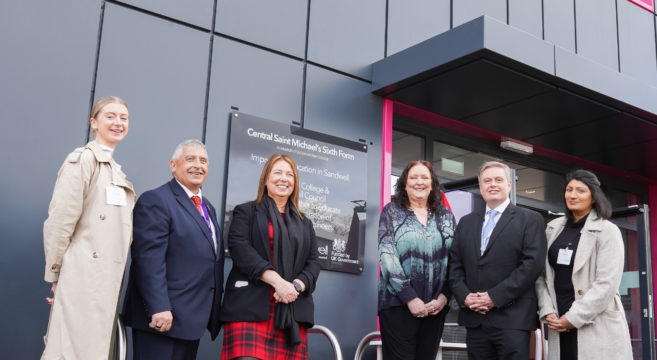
[464,292,495,314]
[545,313,574,332]
[408,294,447,318]
[273,278,304,304]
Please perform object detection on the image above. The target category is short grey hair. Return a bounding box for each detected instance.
[171,139,206,161]
[478,161,512,183]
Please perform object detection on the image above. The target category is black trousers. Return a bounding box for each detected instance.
[559,329,578,359]
[465,317,530,360]
[132,328,200,360]
[379,305,449,360]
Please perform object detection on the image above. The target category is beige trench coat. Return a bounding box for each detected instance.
[536,211,632,360]
[42,140,135,360]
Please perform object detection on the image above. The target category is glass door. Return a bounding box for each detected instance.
[611,205,654,360]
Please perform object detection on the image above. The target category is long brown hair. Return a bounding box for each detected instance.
[254,154,303,219]
[392,160,442,212]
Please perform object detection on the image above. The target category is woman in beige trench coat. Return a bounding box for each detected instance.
[536,169,632,360]
[42,96,136,360]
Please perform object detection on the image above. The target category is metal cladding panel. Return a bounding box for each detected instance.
[118,0,214,29]
[544,0,576,51]
[303,64,381,358]
[453,0,506,27]
[508,0,543,38]
[307,0,385,80]
[386,0,450,56]
[215,0,308,58]
[203,35,304,204]
[575,0,619,70]
[618,0,657,87]
[555,46,657,116]
[96,3,210,193]
[0,1,100,358]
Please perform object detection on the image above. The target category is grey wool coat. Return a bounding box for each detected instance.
[535,211,632,360]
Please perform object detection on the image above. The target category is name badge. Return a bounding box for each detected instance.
[557,248,573,265]
[106,185,126,206]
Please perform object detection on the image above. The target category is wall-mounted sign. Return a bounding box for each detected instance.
[223,112,368,274]
[628,0,654,12]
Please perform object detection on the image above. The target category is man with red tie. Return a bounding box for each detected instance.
[123,139,224,359]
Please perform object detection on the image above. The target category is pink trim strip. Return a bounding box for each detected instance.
[628,0,655,12]
[650,185,657,327]
[381,98,394,211]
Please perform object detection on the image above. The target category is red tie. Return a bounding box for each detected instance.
[191,196,204,216]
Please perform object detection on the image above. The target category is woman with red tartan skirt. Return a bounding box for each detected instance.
[221,154,321,360]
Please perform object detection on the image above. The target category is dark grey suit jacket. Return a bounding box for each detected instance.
[448,203,546,330]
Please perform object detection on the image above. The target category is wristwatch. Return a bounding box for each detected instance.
[293,280,303,293]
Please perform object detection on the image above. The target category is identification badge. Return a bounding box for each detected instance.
[106,185,126,206]
[557,248,573,265]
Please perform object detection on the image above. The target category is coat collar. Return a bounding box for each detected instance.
[546,210,603,274]
[480,204,516,257]
[169,178,217,255]
[86,140,134,192]
[255,201,273,263]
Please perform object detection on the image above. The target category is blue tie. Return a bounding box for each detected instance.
[481,209,499,255]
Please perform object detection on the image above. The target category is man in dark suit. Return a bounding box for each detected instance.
[123,139,224,360]
[449,161,546,360]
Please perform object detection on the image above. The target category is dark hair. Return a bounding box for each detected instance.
[564,169,612,221]
[392,160,442,212]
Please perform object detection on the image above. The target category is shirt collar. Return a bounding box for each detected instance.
[175,179,202,199]
[486,197,510,214]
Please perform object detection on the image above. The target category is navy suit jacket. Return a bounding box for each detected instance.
[448,203,546,331]
[122,179,224,340]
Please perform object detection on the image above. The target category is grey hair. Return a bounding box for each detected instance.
[478,161,512,183]
[171,139,206,161]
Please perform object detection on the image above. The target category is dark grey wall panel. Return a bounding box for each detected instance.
[203,35,304,210]
[0,1,101,357]
[386,0,450,56]
[508,0,543,38]
[215,0,308,58]
[303,64,382,358]
[118,0,213,29]
[576,0,619,70]
[307,0,386,79]
[544,0,576,51]
[618,0,657,86]
[453,0,506,28]
[95,3,211,195]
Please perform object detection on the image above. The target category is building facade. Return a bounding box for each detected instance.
[1,0,656,358]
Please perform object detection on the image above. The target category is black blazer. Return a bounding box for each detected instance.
[448,204,546,330]
[221,202,321,325]
[122,179,224,340]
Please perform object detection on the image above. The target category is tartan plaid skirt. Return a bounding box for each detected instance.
[221,298,308,360]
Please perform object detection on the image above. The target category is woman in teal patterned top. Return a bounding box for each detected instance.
[378,160,456,360]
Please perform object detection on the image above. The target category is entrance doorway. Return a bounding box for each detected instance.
[389,125,655,359]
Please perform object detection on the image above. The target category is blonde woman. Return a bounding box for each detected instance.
[42,96,136,360]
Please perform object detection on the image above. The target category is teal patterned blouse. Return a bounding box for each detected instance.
[378,201,456,311]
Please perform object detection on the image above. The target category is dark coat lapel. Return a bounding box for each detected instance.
[169,179,215,252]
[255,202,272,263]
[483,204,516,256]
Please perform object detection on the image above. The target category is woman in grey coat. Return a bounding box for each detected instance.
[536,169,632,360]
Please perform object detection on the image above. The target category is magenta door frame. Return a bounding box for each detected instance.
[381,100,657,326]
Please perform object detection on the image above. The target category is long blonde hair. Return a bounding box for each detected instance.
[254,154,303,220]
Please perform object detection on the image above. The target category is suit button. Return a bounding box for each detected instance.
[51,264,59,270]
[92,252,98,259]
[577,290,584,295]
[99,214,106,220]
[210,287,215,292]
